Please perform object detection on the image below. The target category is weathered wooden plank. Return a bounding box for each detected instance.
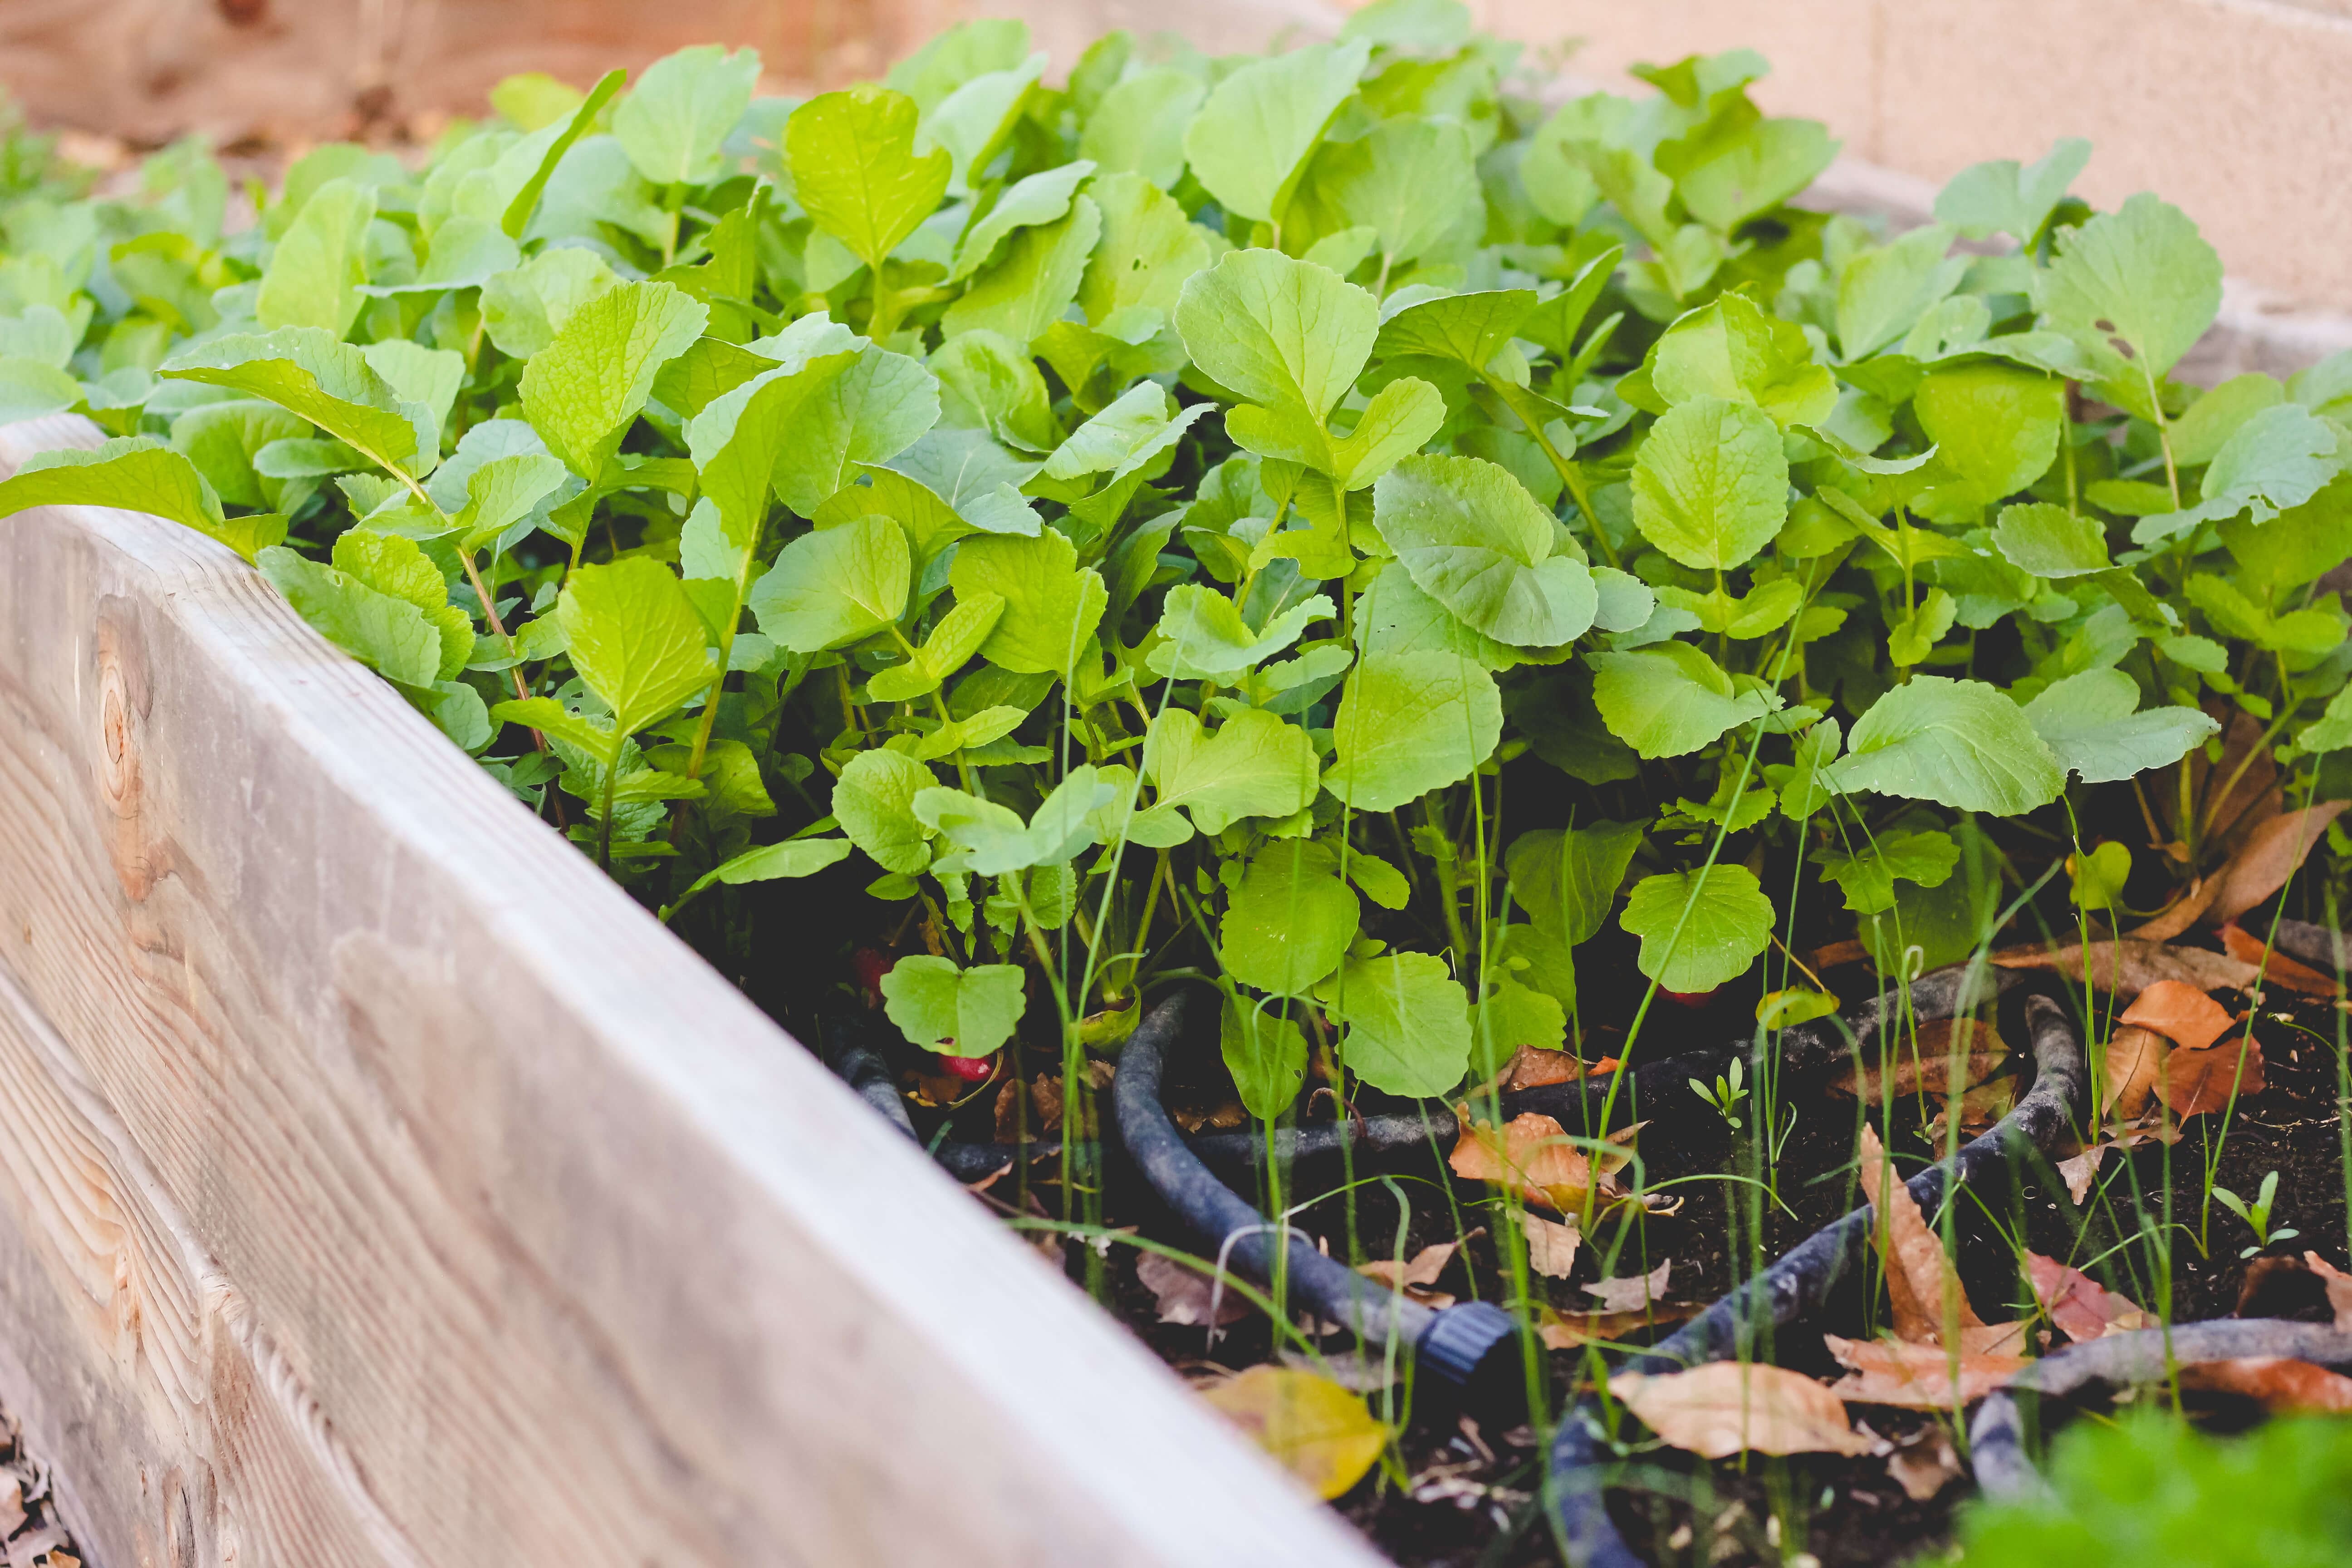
[0,409,1381,1568]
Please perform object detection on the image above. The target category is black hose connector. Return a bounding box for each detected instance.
[1415,1298,1527,1416]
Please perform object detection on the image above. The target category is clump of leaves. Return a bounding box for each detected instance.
[0,0,2344,1164]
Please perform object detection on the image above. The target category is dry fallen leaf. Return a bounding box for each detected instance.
[2216,923,2340,996]
[2056,1143,2105,1204]
[2207,803,2350,925]
[1860,1125,1987,1345]
[1993,940,2260,999]
[1828,1018,2007,1101]
[1200,1365,1388,1499]
[1449,1108,1639,1210]
[1357,1233,1477,1308]
[2159,1030,2265,1117]
[2123,874,2221,942]
[1138,1252,1249,1328]
[1513,1208,1582,1279]
[2119,979,2235,1052]
[1823,1334,2028,1408]
[1881,1422,1963,1502]
[2305,1253,2352,1330]
[2177,1357,2352,1413]
[1537,1303,1696,1348]
[1488,1044,1618,1092]
[1587,1259,1672,1315]
[2026,1252,2153,1343]
[2102,1024,2171,1119]
[1922,1075,2017,1144]
[1609,1362,1874,1458]
[2176,709,2281,860]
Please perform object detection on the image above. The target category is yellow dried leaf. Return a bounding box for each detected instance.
[1200,1366,1387,1499]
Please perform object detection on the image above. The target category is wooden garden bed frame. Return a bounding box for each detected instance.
[0,412,1380,1568]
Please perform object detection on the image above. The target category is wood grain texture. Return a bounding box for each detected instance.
[0,411,1381,1568]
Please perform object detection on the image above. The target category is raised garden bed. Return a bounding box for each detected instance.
[4,5,2352,1565]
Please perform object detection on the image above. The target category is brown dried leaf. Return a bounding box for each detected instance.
[1587,1259,1672,1315]
[2217,923,2341,996]
[1824,1334,2028,1407]
[1922,1075,2018,1144]
[1609,1362,1875,1458]
[2123,875,2221,941]
[1537,1303,1696,1348]
[1883,1423,1963,1502]
[2207,803,2350,925]
[2026,1252,2153,1343]
[1513,1208,1582,1279]
[2119,979,2235,1051]
[2176,708,2280,860]
[2102,1024,2171,1119]
[1828,1016,2008,1100]
[1496,1044,1613,1091]
[2177,1357,2352,1412]
[2056,1143,2105,1204]
[1358,1233,1476,1308]
[1138,1252,1249,1328]
[2305,1253,2352,1331]
[2159,1031,2265,1117]
[1992,940,2259,999]
[1449,1108,1637,1210]
[1859,1125,1985,1345]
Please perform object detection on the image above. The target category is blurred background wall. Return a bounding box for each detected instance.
[0,0,2345,321]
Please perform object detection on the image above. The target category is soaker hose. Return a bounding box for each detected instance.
[1112,990,1531,1414]
[1546,968,2087,1568]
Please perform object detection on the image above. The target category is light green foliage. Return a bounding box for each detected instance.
[1316,950,1470,1098]
[1620,863,1774,993]
[14,24,2341,1144]
[519,281,707,482]
[1372,455,1596,647]
[1222,842,1361,996]
[1827,677,2064,813]
[881,956,1027,1055]
[786,86,951,272]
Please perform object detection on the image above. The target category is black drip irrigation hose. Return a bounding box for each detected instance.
[1112,990,1532,1414]
[822,959,2023,1187]
[1546,966,2088,1568]
[1969,1319,2352,1499]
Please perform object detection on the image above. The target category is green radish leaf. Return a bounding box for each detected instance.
[684,345,863,556]
[1620,864,1774,994]
[1372,454,1597,647]
[1080,69,1205,191]
[328,529,473,680]
[951,160,1093,281]
[2024,668,2221,783]
[2171,372,2287,468]
[501,68,626,239]
[1345,854,1411,911]
[1176,248,1377,428]
[258,545,445,688]
[519,280,708,483]
[1079,172,1212,324]
[916,767,1110,874]
[1506,820,1645,946]
[920,52,1046,190]
[940,196,1101,345]
[1835,223,1966,361]
[1373,289,1537,372]
[1588,642,1779,759]
[614,45,760,186]
[1630,395,1789,571]
[1148,583,1334,679]
[881,956,1027,1055]
[1323,651,1501,813]
[947,530,1107,677]
[449,452,570,554]
[1315,950,1470,1098]
[557,557,719,748]
[161,328,437,476]
[674,838,854,906]
[1221,841,1359,996]
[481,247,620,358]
[770,338,941,516]
[1221,995,1310,1122]
[1911,363,2064,517]
[2036,193,2222,420]
[785,86,951,273]
[1475,979,1566,1059]
[255,177,376,338]
[1142,707,1319,835]
[360,341,465,449]
[832,749,938,873]
[1649,291,1837,430]
[1824,676,2063,814]
[1991,501,2110,578]
[1935,137,2089,243]
[1811,828,1959,916]
[0,436,285,562]
[1182,40,1372,226]
[2133,404,2342,544]
[1289,115,1480,274]
[747,515,910,652]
